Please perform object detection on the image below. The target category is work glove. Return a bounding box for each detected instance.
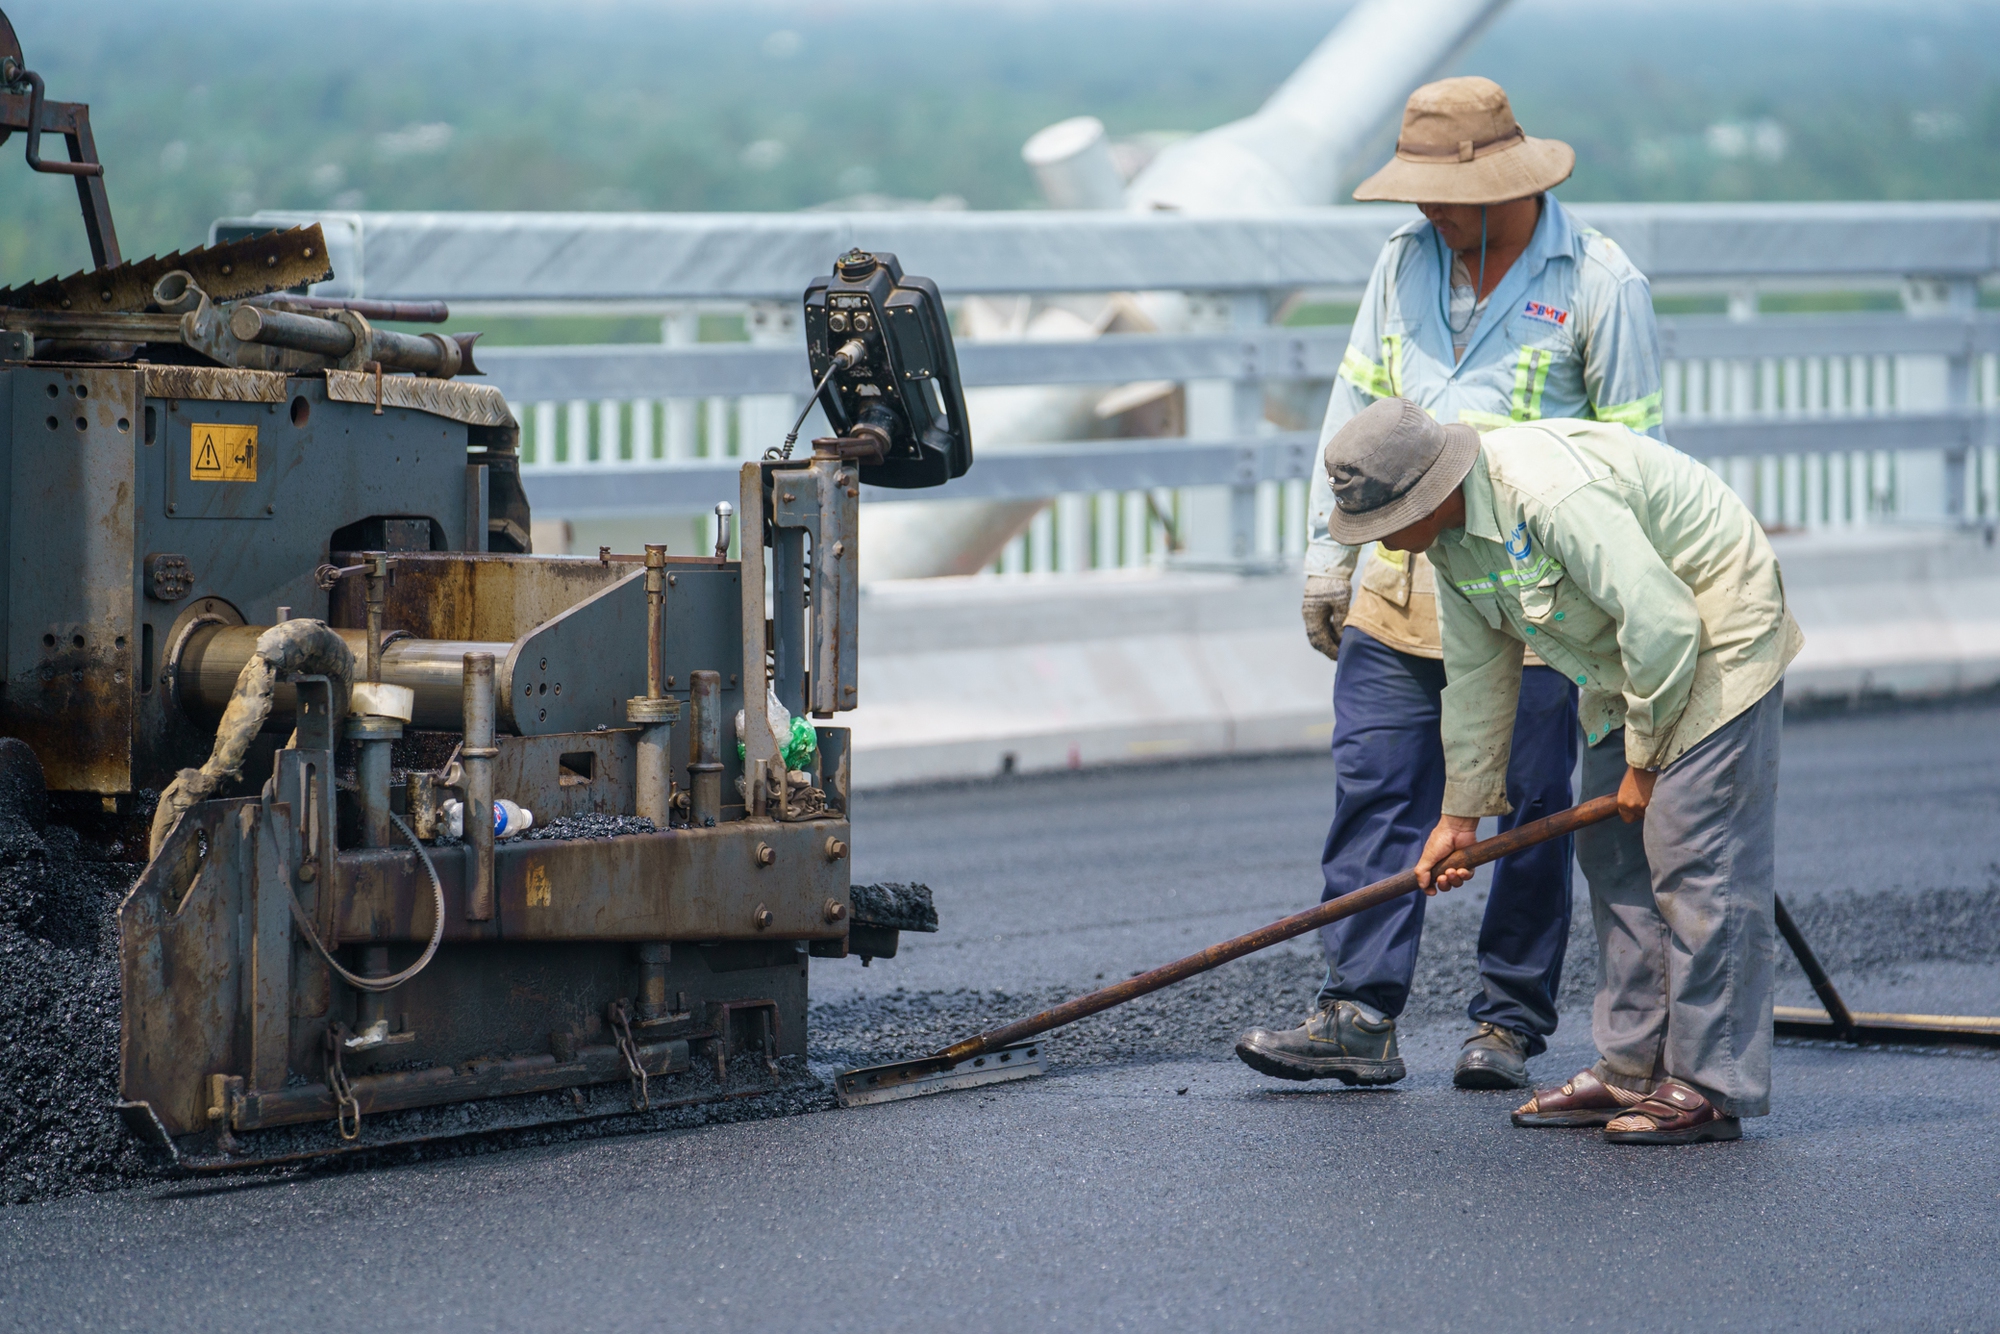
[1301,573,1351,662]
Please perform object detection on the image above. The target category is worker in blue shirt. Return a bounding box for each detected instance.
[1236,75,1666,1091]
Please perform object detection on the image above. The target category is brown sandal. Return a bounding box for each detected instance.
[1512,1069,1648,1128]
[1602,1079,1742,1145]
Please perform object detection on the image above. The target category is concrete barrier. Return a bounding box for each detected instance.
[1772,526,2000,699]
[845,526,2000,789]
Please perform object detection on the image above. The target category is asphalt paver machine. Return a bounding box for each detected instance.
[0,8,970,1168]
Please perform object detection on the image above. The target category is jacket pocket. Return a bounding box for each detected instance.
[1518,568,1562,625]
[1501,308,1578,424]
[1518,565,1601,643]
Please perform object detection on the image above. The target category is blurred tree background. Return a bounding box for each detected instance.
[5,0,2000,286]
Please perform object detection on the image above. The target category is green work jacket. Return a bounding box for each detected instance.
[1430,419,1804,818]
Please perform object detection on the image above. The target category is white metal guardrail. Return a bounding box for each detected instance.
[233,205,2000,568]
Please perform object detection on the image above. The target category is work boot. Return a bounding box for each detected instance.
[1234,1000,1406,1085]
[1452,1022,1531,1090]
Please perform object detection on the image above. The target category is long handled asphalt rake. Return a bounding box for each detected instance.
[1770,896,2000,1049]
[835,794,1622,1107]
[837,784,2000,1108]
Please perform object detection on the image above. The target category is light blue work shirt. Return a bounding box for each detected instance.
[1306,195,1666,583]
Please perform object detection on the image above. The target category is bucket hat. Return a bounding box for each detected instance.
[1323,398,1480,545]
[1353,77,1574,205]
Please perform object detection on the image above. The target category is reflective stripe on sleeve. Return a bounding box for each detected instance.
[1338,346,1396,399]
[1453,554,1564,597]
[1593,391,1664,431]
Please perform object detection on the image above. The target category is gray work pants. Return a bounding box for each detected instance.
[1573,684,1782,1118]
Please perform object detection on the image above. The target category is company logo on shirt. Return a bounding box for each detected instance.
[1521,301,1570,327]
[1505,520,1533,560]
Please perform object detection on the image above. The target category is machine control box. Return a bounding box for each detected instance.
[803,249,971,489]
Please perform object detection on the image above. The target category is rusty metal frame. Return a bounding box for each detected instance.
[0,70,120,270]
[119,764,849,1142]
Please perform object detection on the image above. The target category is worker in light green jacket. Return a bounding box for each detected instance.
[1319,396,1803,1145]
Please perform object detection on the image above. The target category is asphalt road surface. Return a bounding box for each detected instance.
[3,698,1997,1332]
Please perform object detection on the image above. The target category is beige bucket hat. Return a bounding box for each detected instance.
[1353,76,1574,205]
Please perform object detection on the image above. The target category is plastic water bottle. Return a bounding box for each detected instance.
[441,797,534,840]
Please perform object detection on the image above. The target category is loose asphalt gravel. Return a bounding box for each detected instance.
[1,696,1996,1331]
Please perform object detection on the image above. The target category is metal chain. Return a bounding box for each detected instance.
[325,1028,361,1140]
[610,1000,650,1111]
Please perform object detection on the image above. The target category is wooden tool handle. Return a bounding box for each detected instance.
[938,794,1620,1064]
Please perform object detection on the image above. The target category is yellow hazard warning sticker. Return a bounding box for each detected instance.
[525,863,552,908]
[190,424,257,481]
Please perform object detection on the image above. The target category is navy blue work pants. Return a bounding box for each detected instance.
[1317,627,1579,1052]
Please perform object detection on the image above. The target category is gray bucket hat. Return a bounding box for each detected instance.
[1323,398,1480,545]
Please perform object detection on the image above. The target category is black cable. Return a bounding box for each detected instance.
[771,339,867,460]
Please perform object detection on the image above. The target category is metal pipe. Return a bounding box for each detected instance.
[259,295,450,324]
[227,304,352,356]
[353,723,398,848]
[18,69,104,177]
[178,625,511,729]
[1127,0,1514,210]
[712,501,734,559]
[644,544,667,698]
[636,942,671,1022]
[688,670,722,828]
[461,652,497,923]
[356,946,391,1035]
[406,772,440,841]
[1021,116,1126,211]
[633,714,673,825]
[228,304,473,378]
[738,464,771,819]
[870,0,1513,583]
[933,796,1618,1067]
[628,544,677,825]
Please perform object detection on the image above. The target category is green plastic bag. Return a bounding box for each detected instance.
[736,688,819,771]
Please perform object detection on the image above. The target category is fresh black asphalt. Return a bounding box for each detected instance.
[2,697,1996,1332]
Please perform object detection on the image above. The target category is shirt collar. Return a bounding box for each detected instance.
[1444,195,1572,367]
[1457,448,1503,544]
[1538,193,1583,259]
